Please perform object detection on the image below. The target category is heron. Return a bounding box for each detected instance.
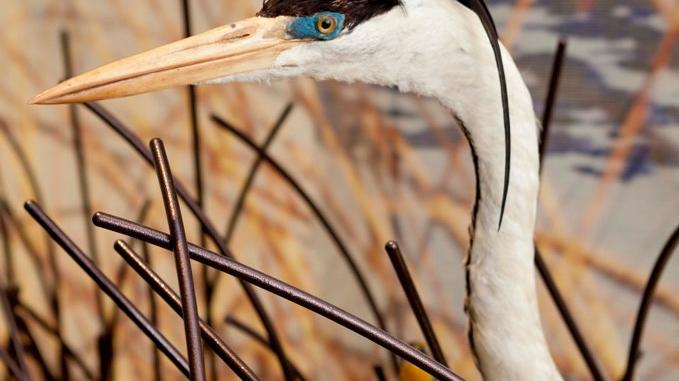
[33,0,562,379]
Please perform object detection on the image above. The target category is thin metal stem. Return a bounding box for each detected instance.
[100,199,153,380]
[14,302,96,380]
[536,38,607,381]
[223,103,293,245]
[385,241,446,366]
[83,102,293,381]
[92,212,466,381]
[0,119,64,376]
[114,240,260,381]
[11,304,57,381]
[112,199,154,303]
[60,31,104,319]
[535,251,605,381]
[212,115,389,338]
[224,316,307,381]
[539,38,567,170]
[179,0,204,220]
[179,2,212,377]
[151,139,207,381]
[373,366,387,381]
[142,241,163,381]
[0,199,13,284]
[621,224,679,381]
[0,347,23,380]
[215,103,292,380]
[0,199,54,305]
[0,285,31,381]
[24,201,191,378]
[60,31,101,380]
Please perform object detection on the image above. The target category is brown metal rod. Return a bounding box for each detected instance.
[373,365,387,381]
[60,30,99,380]
[101,198,153,380]
[0,119,65,377]
[535,251,604,381]
[83,102,293,381]
[93,212,466,381]
[223,103,293,245]
[224,316,307,381]
[114,240,260,381]
[179,1,213,376]
[14,302,96,381]
[24,201,191,378]
[0,285,31,381]
[0,346,23,380]
[385,241,446,366]
[111,199,154,311]
[539,37,568,166]
[536,38,606,381]
[621,223,679,381]
[216,103,293,380]
[0,199,13,284]
[212,114,390,333]
[0,199,58,321]
[179,0,204,227]
[60,31,104,327]
[11,305,57,381]
[143,240,163,381]
[150,139,206,381]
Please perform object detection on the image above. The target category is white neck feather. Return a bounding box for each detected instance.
[401,3,563,379]
[457,41,564,381]
[415,4,562,380]
[275,0,563,378]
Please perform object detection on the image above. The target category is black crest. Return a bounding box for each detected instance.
[258,0,402,28]
[458,0,512,229]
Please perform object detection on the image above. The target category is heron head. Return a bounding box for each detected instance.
[30,0,412,104]
[31,0,505,103]
[31,0,513,228]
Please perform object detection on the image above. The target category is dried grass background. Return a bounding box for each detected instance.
[1,0,678,380]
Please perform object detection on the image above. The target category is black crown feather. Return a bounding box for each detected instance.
[258,0,402,28]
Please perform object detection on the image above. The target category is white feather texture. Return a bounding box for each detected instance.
[218,1,563,379]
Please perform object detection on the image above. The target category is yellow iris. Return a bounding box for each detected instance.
[316,15,338,35]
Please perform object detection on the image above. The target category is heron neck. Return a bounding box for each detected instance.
[442,49,563,380]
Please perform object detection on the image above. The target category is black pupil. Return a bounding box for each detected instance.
[320,18,333,30]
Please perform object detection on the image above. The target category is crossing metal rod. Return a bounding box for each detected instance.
[385,241,446,366]
[83,102,293,380]
[114,240,260,381]
[0,284,32,381]
[621,224,679,381]
[224,316,307,381]
[24,201,191,378]
[92,212,466,381]
[150,139,206,381]
[211,114,395,368]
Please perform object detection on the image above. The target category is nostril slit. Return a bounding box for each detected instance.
[218,25,257,42]
[220,33,250,42]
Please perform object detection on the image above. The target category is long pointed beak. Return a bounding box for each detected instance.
[32,17,298,104]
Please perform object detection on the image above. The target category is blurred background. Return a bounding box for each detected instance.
[1,0,678,380]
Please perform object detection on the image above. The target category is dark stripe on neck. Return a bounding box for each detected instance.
[458,115,485,376]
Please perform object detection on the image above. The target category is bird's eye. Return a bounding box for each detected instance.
[288,12,345,41]
[316,15,337,35]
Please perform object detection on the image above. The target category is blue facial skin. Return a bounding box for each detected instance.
[288,12,345,41]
